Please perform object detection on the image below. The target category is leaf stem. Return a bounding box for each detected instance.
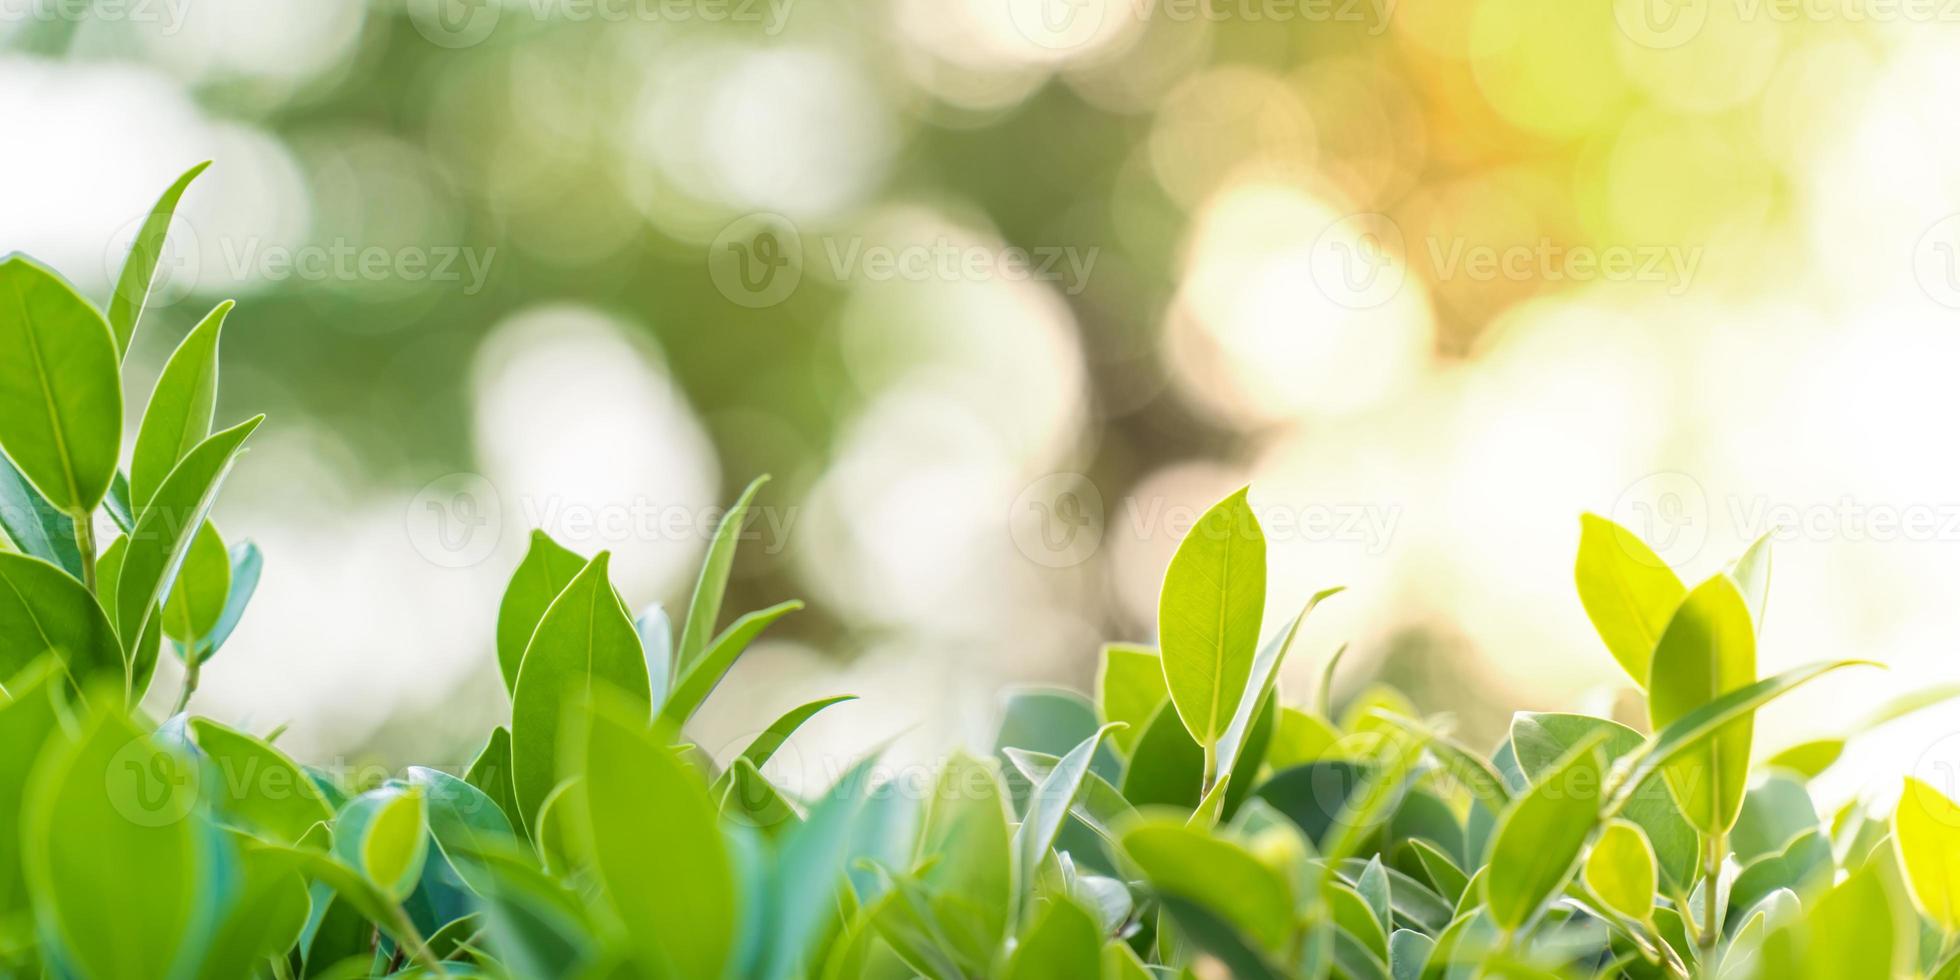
[387,903,448,978]
[71,509,95,593]
[1698,831,1725,965]
[171,650,200,716]
[1200,740,1218,797]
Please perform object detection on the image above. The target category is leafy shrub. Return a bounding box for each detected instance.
[1,166,1957,980]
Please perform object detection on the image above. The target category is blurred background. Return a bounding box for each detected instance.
[5,0,1960,808]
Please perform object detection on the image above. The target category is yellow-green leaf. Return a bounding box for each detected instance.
[0,552,123,693]
[1584,819,1657,922]
[1892,776,1960,933]
[1484,734,1608,930]
[1120,818,1293,950]
[1003,896,1101,980]
[1158,486,1266,749]
[1646,573,1756,836]
[494,529,585,695]
[1574,513,1686,688]
[1096,643,1165,755]
[161,520,229,645]
[106,161,209,357]
[129,300,227,509]
[189,718,333,846]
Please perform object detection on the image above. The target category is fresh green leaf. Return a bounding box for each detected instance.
[1120,698,1204,809]
[1267,706,1342,771]
[113,415,263,657]
[0,660,62,923]
[1096,643,1165,755]
[1584,820,1657,922]
[569,696,736,980]
[1157,486,1266,750]
[1217,586,1341,787]
[188,538,260,663]
[1016,724,1120,900]
[677,474,768,672]
[1646,573,1757,836]
[1574,513,1686,687]
[1511,712,1696,891]
[0,454,82,578]
[332,785,429,903]
[0,254,123,513]
[129,300,228,509]
[1483,733,1608,930]
[0,551,123,693]
[509,552,651,833]
[1803,861,1906,980]
[189,717,333,845]
[1728,532,1772,630]
[106,161,208,356]
[910,751,1011,974]
[1002,896,1101,980]
[160,519,229,645]
[659,599,801,728]
[1120,817,1293,950]
[494,530,585,696]
[407,765,519,895]
[1892,776,1960,933]
[635,601,674,705]
[464,725,519,829]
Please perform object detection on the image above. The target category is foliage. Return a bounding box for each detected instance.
[1,169,1957,978]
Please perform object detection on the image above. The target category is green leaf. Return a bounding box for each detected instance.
[188,538,260,663]
[494,530,586,696]
[509,551,651,834]
[1584,819,1657,921]
[1267,706,1342,771]
[0,454,82,578]
[1002,896,1101,980]
[1120,699,1204,809]
[1120,818,1293,950]
[24,709,206,979]
[0,254,123,513]
[1189,773,1231,828]
[912,751,1012,974]
[407,764,519,895]
[113,415,263,658]
[464,726,519,831]
[1766,738,1845,781]
[92,533,162,699]
[1372,711,1512,816]
[1016,724,1120,899]
[1324,879,1387,961]
[760,754,881,980]
[635,601,675,704]
[1574,513,1686,688]
[1483,732,1608,930]
[1157,486,1266,749]
[195,839,311,980]
[734,694,856,770]
[1388,928,1434,980]
[1217,587,1342,786]
[0,660,62,923]
[1406,837,1469,907]
[1510,712,1696,891]
[719,757,801,835]
[106,161,209,356]
[658,598,801,728]
[1731,772,1820,863]
[130,300,228,509]
[1646,573,1757,836]
[161,520,229,644]
[677,474,768,672]
[332,785,429,903]
[1728,532,1773,630]
[1893,776,1960,933]
[1096,643,1165,755]
[1001,748,1135,846]
[569,697,737,980]
[0,551,123,693]
[189,718,333,845]
[1803,861,1906,980]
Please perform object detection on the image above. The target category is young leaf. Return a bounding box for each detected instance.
[569,697,737,980]
[1646,573,1756,836]
[1483,733,1608,930]
[0,552,123,692]
[1217,586,1342,785]
[1120,699,1204,810]
[332,785,429,903]
[1510,712,1696,892]
[0,255,123,513]
[129,301,228,509]
[677,474,768,672]
[1014,724,1120,901]
[1120,818,1294,950]
[189,718,333,845]
[161,520,229,645]
[1574,513,1686,688]
[733,694,856,770]
[1158,486,1266,750]
[113,415,263,657]
[106,161,209,356]
[24,710,205,979]
[1096,642,1165,755]
[407,765,519,895]
[1892,776,1960,933]
[1002,896,1101,980]
[1728,532,1772,630]
[494,530,586,695]
[658,599,802,728]
[509,552,651,833]
[464,725,519,829]
[0,455,82,578]
[1584,819,1657,922]
[1267,706,1342,771]
[911,751,1012,974]
[1001,747,1135,845]
[188,538,260,663]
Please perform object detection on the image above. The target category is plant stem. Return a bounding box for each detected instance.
[387,903,447,978]
[71,510,96,594]
[171,652,201,716]
[1200,741,1218,797]
[1698,831,1725,966]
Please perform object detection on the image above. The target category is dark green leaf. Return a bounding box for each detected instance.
[0,551,123,693]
